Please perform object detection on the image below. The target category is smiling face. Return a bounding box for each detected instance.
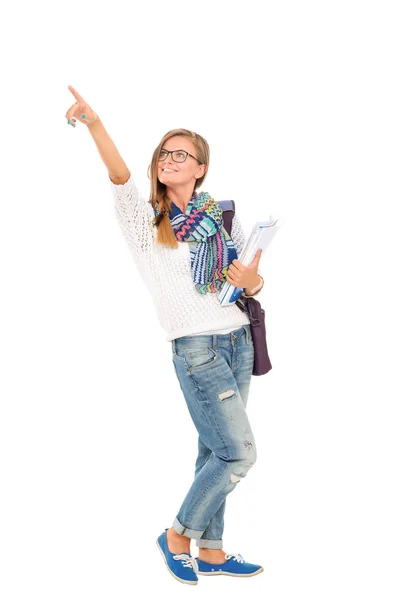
[157,136,206,188]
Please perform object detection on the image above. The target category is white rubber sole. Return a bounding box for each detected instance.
[198,566,264,577]
[156,540,198,585]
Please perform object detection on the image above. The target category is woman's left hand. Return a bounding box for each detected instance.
[225,249,262,288]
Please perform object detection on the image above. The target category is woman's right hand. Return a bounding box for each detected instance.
[65,85,99,127]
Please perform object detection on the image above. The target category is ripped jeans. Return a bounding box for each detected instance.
[171,324,256,550]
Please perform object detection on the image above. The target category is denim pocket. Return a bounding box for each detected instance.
[185,347,218,371]
[173,345,218,371]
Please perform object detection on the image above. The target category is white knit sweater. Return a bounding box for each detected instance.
[110,173,253,342]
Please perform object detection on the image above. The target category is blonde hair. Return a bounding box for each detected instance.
[148,128,210,249]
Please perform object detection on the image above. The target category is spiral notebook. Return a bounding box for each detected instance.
[218,215,281,306]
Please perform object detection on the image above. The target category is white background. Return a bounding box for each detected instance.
[1,1,399,598]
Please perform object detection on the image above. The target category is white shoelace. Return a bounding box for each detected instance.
[225,553,245,563]
[173,553,199,573]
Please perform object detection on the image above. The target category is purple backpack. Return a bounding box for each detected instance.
[218,200,272,376]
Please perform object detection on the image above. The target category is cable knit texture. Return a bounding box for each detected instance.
[110,173,252,341]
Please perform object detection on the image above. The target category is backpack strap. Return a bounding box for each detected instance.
[217,199,236,236]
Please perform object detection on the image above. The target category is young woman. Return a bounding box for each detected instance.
[65,85,265,585]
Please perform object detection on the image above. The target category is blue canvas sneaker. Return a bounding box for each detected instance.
[196,553,264,577]
[156,529,198,585]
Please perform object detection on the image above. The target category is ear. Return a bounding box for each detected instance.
[196,164,207,179]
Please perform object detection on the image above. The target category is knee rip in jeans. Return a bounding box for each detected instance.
[230,446,255,483]
[217,388,236,402]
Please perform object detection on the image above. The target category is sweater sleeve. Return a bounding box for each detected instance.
[109,173,157,260]
[230,213,247,257]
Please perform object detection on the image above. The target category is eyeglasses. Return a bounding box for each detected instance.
[158,148,202,164]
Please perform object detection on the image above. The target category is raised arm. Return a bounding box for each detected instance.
[88,119,131,184]
[65,85,156,260]
[65,85,130,184]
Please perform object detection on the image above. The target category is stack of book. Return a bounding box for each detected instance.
[218,215,281,306]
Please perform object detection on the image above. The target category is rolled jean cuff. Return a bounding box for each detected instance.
[196,538,223,549]
[173,517,205,541]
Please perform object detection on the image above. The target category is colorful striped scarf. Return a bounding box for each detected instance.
[154,191,238,294]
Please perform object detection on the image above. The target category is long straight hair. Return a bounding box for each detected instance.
[148,129,210,249]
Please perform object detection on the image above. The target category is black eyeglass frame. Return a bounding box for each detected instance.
[158,148,202,164]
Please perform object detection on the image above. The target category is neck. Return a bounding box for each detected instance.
[166,182,196,212]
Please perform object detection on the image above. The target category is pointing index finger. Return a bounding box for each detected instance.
[68,85,85,103]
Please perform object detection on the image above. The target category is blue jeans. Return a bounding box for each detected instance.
[171,324,256,549]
